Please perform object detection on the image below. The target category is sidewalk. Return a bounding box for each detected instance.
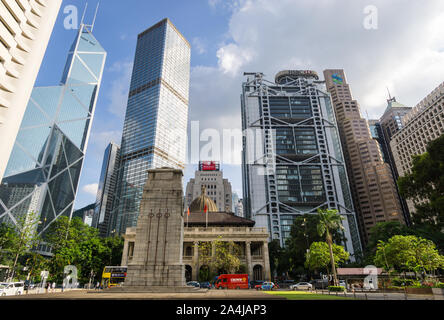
[312,289,436,300]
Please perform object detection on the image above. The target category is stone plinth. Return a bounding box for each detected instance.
[121,168,196,292]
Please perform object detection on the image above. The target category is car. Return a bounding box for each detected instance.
[339,280,347,289]
[199,282,212,289]
[250,280,264,289]
[257,282,278,291]
[186,281,200,288]
[0,282,24,296]
[289,282,313,291]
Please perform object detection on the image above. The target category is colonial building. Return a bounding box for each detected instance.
[121,186,271,282]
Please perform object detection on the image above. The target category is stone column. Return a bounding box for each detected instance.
[246,241,253,280]
[263,241,271,281]
[193,241,199,281]
[121,237,129,266]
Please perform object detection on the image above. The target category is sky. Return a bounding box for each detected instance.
[34,0,444,210]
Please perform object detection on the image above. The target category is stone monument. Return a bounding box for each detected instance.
[119,168,198,292]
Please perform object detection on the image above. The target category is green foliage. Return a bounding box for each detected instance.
[398,134,444,228]
[45,216,123,284]
[391,278,420,287]
[374,235,444,275]
[305,242,349,272]
[328,286,345,292]
[280,214,345,278]
[199,237,242,275]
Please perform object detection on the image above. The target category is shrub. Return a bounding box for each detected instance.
[391,278,420,287]
[436,283,444,289]
[328,286,345,292]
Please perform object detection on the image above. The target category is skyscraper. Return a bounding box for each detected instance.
[0,24,106,253]
[111,19,191,235]
[185,161,232,212]
[241,70,362,257]
[323,69,405,246]
[0,1,62,182]
[390,81,444,215]
[93,142,120,237]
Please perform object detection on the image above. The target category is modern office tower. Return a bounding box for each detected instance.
[111,19,191,235]
[380,97,412,142]
[185,161,232,212]
[323,69,405,245]
[241,70,362,257]
[0,0,62,182]
[390,81,444,213]
[93,142,120,237]
[73,203,95,227]
[232,192,239,212]
[0,24,106,252]
[368,120,389,163]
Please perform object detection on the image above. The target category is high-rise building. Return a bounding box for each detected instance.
[0,24,106,254]
[234,199,244,218]
[241,70,362,257]
[0,1,62,182]
[111,19,191,235]
[323,69,405,245]
[73,203,95,227]
[185,161,232,212]
[390,81,444,214]
[93,142,120,237]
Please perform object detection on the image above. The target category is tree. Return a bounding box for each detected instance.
[0,223,18,264]
[398,134,444,228]
[305,242,349,275]
[199,237,242,279]
[316,208,345,286]
[9,211,42,281]
[374,235,444,278]
[282,214,345,280]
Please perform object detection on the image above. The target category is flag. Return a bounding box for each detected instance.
[204,203,208,213]
[187,208,190,217]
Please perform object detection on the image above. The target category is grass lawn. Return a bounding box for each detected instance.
[266,291,355,300]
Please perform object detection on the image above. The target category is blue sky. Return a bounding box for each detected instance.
[34,0,444,210]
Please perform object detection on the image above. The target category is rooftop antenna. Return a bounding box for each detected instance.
[80,2,88,26]
[91,1,100,32]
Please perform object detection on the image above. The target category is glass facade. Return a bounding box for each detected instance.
[111,19,190,235]
[241,71,362,256]
[0,25,106,241]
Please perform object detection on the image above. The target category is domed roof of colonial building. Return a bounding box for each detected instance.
[189,185,218,213]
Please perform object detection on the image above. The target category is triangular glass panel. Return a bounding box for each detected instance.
[3,145,40,178]
[15,126,52,163]
[68,84,97,112]
[30,86,63,120]
[77,30,105,53]
[0,183,34,209]
[69,159,83,193]
[67,56,97,85]
[49,140,68,179]
[63,136,84,165]
[42,128,63,168]
[60,203,73,220]
[58,88,90,121]
[48,170,75,216]
[57,119,89,150]
[78,53,105,80]
[2,168,46,185]
[20,100,52,129]
[40,193,56,224]
[61,53,74,85]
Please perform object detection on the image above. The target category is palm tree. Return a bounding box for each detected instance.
[316,208,344,286]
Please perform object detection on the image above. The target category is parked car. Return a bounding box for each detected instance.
[186,281,200,288]
[0,282,24,296]
[290,282,313,291]
[277,280,295,289]
[250,280,264,289]
[257,282,278,291]
[199,282,212,289]
[215,274,249,290]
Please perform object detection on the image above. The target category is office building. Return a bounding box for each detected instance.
[241,70,362,257]
[0,0,62,182]
[0,24,106,253]
[73,203,95,227]
[323,69,405,245]
[235,199,244,218]
[390,81,444,213]
[185,161,232,212]
[111,19,191,235]
[93,142,120,237]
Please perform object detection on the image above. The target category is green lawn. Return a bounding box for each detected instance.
[266,291,355,300]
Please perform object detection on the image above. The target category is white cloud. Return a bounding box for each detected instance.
[82,183,98,197]
[192,37,207,55]
[107,60,133,118]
